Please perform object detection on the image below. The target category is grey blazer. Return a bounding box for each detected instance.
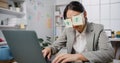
[49,23,114,63]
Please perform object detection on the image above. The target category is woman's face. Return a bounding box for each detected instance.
[66,9,86,33]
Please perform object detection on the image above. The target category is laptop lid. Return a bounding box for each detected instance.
[2,30,47,63]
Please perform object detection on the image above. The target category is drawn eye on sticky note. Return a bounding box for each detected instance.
[64,19,72,27]
[72,14,83,26]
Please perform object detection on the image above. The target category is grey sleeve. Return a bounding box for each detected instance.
[81,26,114,63]
[48,28,67,54]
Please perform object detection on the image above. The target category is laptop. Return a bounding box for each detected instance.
[2,30,50,63]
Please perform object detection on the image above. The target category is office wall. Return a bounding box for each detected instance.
[110,0,120,31]
[56,0,80,5]
[82,0,120,31]
[25,0,55,39]
[82,0,100,24]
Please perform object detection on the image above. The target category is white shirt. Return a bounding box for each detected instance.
[73,30,87,53]
[73,28,87,63]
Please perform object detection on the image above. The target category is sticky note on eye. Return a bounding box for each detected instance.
[72,14,83,26]
[64,19,72,27]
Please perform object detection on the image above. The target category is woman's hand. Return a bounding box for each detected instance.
[42,47,52,60]
[52,53,82,63]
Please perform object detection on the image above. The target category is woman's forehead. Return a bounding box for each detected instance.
[66,10,81,19]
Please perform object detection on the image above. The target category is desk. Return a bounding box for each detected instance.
[0,59,15,63]
[109,38,120,59]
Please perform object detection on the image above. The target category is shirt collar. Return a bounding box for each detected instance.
[76,25,87,37]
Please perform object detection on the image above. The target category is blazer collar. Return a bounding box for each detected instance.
[67,27,76,53]
[85,23,95,51]
[86,22,94,33]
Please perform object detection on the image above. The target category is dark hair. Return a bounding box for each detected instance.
[63,1,85,19]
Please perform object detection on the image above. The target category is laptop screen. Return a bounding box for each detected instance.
[2,30,47,63]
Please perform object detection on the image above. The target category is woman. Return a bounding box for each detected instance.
[42,1,114,63]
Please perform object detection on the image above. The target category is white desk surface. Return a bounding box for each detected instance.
[109,38,120,42]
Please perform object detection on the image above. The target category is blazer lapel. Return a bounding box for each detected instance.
[86,23,95,51]
[67,28,76,53]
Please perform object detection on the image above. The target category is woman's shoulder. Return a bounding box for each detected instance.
[89,22,104,29]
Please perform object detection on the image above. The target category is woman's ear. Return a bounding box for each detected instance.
[84,11,87,18]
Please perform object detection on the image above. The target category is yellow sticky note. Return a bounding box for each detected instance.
[72,14,83,26]
[20,23,25,29]
[64,19,72,27]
